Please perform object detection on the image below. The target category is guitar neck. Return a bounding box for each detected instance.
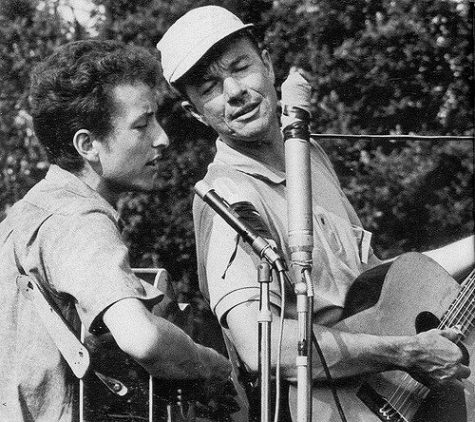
[439,268,475,334]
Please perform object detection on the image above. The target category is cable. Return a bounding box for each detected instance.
[311,332,348,422]
[310,133,473,141]
[272,270,287,422]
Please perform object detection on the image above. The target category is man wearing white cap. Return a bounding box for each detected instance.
[157,5,474,420]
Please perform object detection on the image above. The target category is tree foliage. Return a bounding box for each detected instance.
[265,0,473,135]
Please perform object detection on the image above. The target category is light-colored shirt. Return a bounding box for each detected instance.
[0,165,162,422]
[193,140,378,327]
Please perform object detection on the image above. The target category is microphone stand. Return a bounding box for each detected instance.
[283,106,314,422]
[193,182,286,422]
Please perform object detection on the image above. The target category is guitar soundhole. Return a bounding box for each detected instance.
[415,311,440,333]
[357,383,407,422]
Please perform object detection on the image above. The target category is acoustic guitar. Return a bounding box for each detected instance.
[289,252,475,422]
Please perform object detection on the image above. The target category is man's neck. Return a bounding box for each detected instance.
[221,123,285,172]
[74,165,119,207]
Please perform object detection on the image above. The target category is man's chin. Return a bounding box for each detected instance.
[234,117,273,139]
[229,128,269,145]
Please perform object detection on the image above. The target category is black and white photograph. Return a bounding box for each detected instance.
[0,1,473,421]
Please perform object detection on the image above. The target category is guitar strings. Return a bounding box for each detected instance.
[442,269,475,332]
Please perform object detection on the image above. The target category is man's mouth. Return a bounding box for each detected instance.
[146,155,161,167]
[230,102,260,120]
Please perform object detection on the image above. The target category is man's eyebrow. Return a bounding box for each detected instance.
[131,110,155,125]
[201,53,251,80]
[231,53,251,64]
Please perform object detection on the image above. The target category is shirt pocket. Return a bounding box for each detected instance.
[313,207,368,268]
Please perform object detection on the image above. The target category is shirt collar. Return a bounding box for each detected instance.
[45,164,120,222]
[214,139,286,185]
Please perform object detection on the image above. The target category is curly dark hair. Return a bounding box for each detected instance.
[30,39,162,172]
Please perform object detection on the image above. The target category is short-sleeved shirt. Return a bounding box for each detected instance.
[193,140,379,327]
[0,165,162,422]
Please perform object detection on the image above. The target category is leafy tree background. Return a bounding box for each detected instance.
[1,0,473,420]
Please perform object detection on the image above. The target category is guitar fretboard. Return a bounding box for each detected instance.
[440,268,475,334]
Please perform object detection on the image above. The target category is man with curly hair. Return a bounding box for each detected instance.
[0,39,231,422]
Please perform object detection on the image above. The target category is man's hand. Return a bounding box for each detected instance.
[405,327,471,388]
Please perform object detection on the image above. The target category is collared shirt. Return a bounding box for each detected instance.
[0,165,162,422]
[193,140,378,327]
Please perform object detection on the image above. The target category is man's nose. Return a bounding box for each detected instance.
[152,123,170,149]
[223,76,246,103]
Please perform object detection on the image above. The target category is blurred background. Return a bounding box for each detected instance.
[0,0,473,420]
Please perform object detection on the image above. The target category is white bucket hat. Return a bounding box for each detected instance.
[157,6,253,84]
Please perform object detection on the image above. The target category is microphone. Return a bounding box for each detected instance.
[281,68,314,268]
[194,181,285,272]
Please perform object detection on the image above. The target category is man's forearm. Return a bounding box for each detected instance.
[286,322,465,385]
[229,307,396,379]
[269,320,398,381]
[104,298,231,381]
[423,235,474,280]
[137,317,228,380]
[228,304,466,386]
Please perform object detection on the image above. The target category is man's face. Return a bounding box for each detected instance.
[184,37,278,144]
[96,82,169,193]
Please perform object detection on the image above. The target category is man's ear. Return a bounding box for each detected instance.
[181,101,209,126]
[261,49,275,85]
[72,129,99,163]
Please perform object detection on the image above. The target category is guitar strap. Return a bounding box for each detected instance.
[11,228,128,396]
[11,227,87,367]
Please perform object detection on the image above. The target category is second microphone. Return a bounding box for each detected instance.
[194,181,286,272]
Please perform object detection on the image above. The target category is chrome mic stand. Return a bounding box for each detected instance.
[193,182,287,422]
[282,70,314,422]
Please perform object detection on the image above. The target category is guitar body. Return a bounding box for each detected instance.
[289,252,475,422]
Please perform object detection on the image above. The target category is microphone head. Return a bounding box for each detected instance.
[194,180,212,198]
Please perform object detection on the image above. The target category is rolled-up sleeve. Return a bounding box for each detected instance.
[205,213,281,327]
[39,210,163,333]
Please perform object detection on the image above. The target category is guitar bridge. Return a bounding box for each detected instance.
[357,383,408,422]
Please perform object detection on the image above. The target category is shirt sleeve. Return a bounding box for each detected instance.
[39,210,163,333]
[201,204,282,328]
